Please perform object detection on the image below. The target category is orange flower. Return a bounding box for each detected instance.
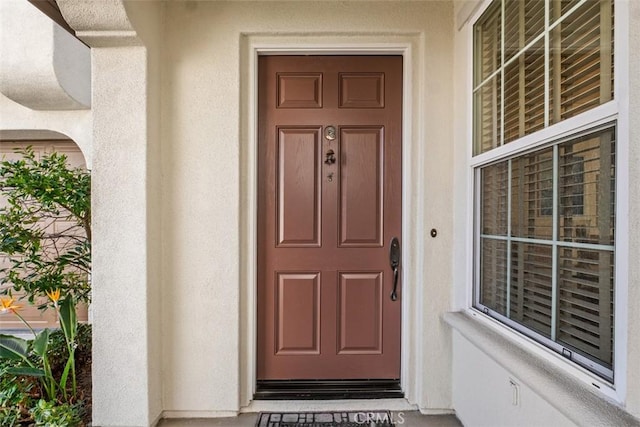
[0,297,21,314]
[46,289,61,304]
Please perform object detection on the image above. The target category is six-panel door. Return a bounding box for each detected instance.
[257,56,402,379]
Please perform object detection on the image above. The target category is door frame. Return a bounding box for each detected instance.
[240,34,425,408]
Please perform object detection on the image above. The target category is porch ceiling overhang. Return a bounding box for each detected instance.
[0,0,90,110]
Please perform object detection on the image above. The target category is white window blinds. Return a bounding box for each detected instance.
[473,0,614,155]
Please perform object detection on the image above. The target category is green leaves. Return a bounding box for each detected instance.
[58,296,78,399]
[30,399,83,427]
[59,297,77,343]
[0,335,28,361]
[4,366,45,377]
[0,147,91,303]
[0,147,89,405]
[33,329,50,357]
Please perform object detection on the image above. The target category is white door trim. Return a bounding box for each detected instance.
[239,34,426,410]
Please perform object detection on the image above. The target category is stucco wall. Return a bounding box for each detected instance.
[624,0,640,417]
[452,330,574,427]
[62,0,165,424]
[0,95,91,165]
[0,0,90,110]
[161,0,454,416]
[0,0,91,165]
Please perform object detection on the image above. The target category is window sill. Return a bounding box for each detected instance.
[443,310,639,427]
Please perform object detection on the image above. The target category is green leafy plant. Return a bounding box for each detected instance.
[30,399,82,427]
[0,148,90,425]
[47,323,91,376]
[0,406,22,427]
[0,359,34,426]
[0,148,91,303]
[0,292,79,402]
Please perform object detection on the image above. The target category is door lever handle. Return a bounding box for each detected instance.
[389,237,400,301]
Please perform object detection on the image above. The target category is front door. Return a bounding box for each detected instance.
[257,55,402,380]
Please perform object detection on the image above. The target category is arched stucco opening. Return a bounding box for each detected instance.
[0,129,91,168]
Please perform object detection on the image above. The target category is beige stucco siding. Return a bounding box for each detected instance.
[624,0,640,416]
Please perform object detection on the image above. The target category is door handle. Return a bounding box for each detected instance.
[389,237,400,301]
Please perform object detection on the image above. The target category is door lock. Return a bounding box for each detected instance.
[324,125,336,141]
[324,149,336,165]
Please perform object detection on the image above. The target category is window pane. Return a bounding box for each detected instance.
[504,0,545,61]
[510,242,553,338]
[510,148,554,239]
[474,0,502,86]
[549,0,614,124]
[550,0,582,24]
[480,238,508,315]
[558,247,614,367]
[482,161,509,235]
[474,75,502,155]
[504,39,546,144]
[559,128,615,245]
[476,125,616,379]
[473,0,614,158]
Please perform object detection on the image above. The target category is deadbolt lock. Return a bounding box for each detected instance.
[325,125,336,141]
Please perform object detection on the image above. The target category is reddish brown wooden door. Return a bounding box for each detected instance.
[257,56,402,380]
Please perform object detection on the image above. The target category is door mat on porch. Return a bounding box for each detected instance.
[256,411,396,427]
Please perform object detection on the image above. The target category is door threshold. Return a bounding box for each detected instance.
[254,379,403,400]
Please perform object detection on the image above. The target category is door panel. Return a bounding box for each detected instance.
[337,272,383,354]
[339,127,384,247]
[339,73,385,108]
[258,55,402,380]
[275,272,321,355]
[276,127,322,247]
[277,73,323,109]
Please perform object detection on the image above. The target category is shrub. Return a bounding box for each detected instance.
[0,359,34,426]
[1,147,91,425]
[0,148,91,303]
[30,399,83,427]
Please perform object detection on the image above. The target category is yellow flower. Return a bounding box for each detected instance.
[0,297,21,314]
[46,289,61,304]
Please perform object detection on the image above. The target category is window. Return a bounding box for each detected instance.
[472,0,616,381]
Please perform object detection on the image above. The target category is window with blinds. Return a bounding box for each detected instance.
[473,0,614,155]
[473,0,617,381]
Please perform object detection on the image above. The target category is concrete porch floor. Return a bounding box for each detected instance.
[158,412,463,426]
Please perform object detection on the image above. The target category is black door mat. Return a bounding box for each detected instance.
[256,411,396,427]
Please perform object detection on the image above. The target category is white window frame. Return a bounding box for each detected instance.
[466,0,629,402]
